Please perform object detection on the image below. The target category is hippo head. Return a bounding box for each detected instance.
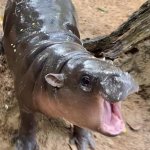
[44,55,139,136]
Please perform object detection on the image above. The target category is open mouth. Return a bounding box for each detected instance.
[101,99,125,136]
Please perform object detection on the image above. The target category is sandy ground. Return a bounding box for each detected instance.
[0,0,150,150]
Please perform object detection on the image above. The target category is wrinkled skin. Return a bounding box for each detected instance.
[2,0,139,150]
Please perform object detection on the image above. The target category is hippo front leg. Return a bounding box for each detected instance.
[13,110,39,150]
[71,126,95,150]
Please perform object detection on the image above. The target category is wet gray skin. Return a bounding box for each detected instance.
[2,0,139,150]
[43,46,139,134]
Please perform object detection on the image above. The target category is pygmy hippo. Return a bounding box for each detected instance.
[1,0,139,150]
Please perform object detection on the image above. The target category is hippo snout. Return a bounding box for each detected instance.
[100,71,139,103]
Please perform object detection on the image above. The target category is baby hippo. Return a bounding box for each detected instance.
[1,0,139,150]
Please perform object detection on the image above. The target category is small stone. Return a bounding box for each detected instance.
[4,104,9,110]
[127,122,142,131]
[7,91,11,96]
[122,126,127,133]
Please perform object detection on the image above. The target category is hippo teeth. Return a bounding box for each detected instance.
[101,100,125,135]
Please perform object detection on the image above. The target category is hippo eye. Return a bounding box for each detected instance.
[80,75,92,92]
[81,76,90,86]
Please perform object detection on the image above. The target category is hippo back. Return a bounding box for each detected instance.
[2,0,81,75]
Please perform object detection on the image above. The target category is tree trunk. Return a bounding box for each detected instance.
[82,0,150,59]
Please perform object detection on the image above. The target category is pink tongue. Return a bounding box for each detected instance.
[102,101,125,135]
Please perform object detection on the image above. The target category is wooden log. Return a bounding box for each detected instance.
[82,0,150,59]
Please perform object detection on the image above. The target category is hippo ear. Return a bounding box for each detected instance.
[45,73,65,88]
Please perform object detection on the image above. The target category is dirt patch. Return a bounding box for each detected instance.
[0,0,149,150]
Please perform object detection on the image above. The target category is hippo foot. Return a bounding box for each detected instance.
[70,126,95,150]
[12,133,39,150]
